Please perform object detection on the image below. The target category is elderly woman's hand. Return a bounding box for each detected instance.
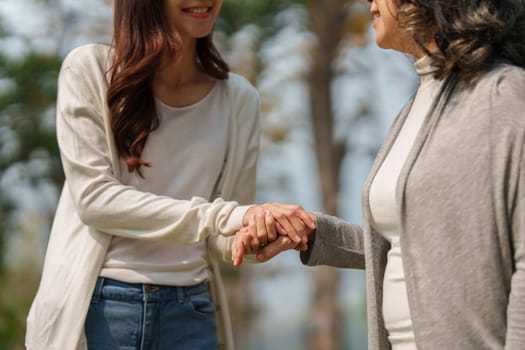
[241,203,315,248]
[232,210,316,266]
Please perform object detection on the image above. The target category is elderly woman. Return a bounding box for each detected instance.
[234,0,525,349]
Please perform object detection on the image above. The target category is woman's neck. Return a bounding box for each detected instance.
[152,36,216,107]
[155,37,201,88]
[411,41,438,59]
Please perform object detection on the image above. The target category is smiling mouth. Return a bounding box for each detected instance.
[183,7,212,14]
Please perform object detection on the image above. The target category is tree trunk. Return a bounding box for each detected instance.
[306,0,347,349]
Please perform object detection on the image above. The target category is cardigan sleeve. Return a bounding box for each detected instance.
[55,51,249,244]
[207,76,261,262]
[223,74,260,205]
[505,134,525,348]
[300,213,365,269]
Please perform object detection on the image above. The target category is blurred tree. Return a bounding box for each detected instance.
[218,0,306,37]
[0,50,62,350]
[305,1,369,349]
[221,1,371,349]
[0,55,10,274]
[0,8,63,345]
[0,52,63,182]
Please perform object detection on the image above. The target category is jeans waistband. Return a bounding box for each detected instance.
[92,277,209,303]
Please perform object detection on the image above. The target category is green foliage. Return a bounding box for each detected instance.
[0,197,11,273]
[0,261,41,350]
[218,0,307,37]
[0,52,62,171]
[0,52,64,201]
[0,51,63,232]
[0,51,63,258]
[0,51,63,348]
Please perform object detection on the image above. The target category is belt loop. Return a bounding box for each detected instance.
[176,286,185,303]
[142,284,146,302]
[92,277,105,301]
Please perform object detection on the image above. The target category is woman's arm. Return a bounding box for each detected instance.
[300,213,365,269]
[56,54,248,244]
[235,213,365,269]
[505,135,525,348]
[207,79,260,262]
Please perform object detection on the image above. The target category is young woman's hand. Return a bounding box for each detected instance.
[256,236,308,263]
[231,229,309,267]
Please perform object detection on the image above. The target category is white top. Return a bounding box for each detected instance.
[369,55,443,349]
[100,81,228,286]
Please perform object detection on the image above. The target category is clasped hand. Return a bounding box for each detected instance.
[233,203,316,266]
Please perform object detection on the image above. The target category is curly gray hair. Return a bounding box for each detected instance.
[397,0,525,81]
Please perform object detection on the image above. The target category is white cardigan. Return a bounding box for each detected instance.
[25,44,260,350]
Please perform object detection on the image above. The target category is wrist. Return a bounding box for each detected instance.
[306,214,317,242]
[307,228,316,243]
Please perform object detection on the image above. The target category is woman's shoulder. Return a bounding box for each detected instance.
[479,63,525,96]
[470,64,525,128]
[225,72,259,101]
[61,43,112,75]
[460,63,525,110]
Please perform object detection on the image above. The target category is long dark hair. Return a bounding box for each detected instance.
[107,0,229,175]
[397,0,525,81]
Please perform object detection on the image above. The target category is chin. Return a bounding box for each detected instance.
[375,40,390,50]
[195,33,212,39]
[191,28,214,39]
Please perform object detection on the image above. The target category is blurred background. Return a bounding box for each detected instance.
[0,0,419,349]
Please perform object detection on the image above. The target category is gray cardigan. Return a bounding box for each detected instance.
[302,63,525,349]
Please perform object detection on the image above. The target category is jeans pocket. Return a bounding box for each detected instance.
[186,291,216,319]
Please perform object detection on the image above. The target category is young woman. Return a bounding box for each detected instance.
[25,0,313,349]
[235,0,525,349]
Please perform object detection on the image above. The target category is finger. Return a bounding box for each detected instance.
[275,220,286,236]
[294,242,308,251]
[307,212,317,229]
[286,205,314,243]
[275,215,301,243]
[242,204,259,226]
[263,207,295,240]
[248,216,260,250]
[296,208,316,230]
[256,236,297,262]
[256,210,267,245]
[287,215,308,243]
[242,232,254,255]
[276,203,316,232]
[232,237,245,267]
[232,250,243,267]
[265,211,277,242]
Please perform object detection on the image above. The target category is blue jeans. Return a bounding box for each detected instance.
[85,277,219,350]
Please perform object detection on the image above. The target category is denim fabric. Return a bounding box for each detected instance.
[85,277,218,350]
